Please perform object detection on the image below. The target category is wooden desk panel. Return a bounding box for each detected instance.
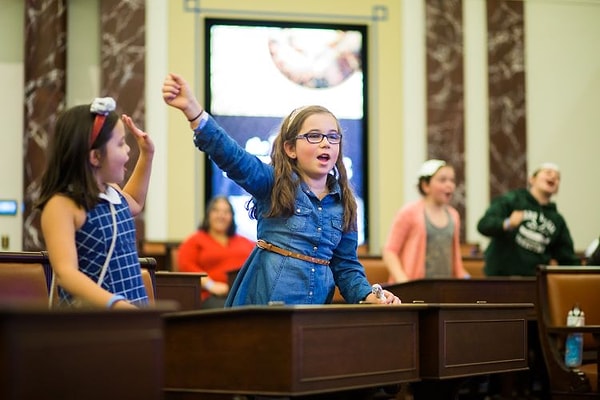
[418,303,531,380]
[386,278,537,318]
[163,305,421,397]
[0,307,165,400]
[155,272,206,311]
[409,303,532,400]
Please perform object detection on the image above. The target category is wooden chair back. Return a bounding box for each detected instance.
[169,245,180,271]
[0,251,158,307]
[139,257,157,303]
[0,251,51,306]
[536,265,600,398]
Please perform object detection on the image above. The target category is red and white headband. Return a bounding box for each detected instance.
[89,97,116,148]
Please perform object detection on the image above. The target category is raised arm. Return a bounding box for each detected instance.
[161,72,273,200]
[120,115,154,216]
[477,195,519,237]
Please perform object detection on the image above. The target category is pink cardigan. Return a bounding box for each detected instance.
[383,199,468,281]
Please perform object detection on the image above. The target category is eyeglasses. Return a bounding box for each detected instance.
[295,132,342,144]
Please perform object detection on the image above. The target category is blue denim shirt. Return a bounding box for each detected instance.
[193,116,372,305]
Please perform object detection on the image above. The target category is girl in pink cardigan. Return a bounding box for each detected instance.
[383,159,470,283]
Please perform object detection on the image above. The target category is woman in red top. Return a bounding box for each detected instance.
[177,196,255,308]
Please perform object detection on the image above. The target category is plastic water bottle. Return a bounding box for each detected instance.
[564,305,584,368]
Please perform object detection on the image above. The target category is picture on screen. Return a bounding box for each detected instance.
[204,18,368,244]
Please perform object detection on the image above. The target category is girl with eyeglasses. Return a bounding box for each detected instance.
[162,73,400,306]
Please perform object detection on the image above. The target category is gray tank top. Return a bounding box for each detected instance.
[424,209,454,278]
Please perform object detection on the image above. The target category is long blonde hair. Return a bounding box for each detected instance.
[248,105,358,232]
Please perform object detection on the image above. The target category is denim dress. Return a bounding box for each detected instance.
[193,116,372,306]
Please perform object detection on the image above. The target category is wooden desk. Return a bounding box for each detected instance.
[155,271,206,311]
[0,307,165,400]
[387,278,542,396]
[163,303,532,399]
[412,303,532,399]
[419,303,530,379]
[386,278,537,318]
[163,305,421,398]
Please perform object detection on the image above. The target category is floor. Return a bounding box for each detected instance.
[181,372,548,400]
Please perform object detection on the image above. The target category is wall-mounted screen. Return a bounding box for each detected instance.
[204,18,368,244]
[0,200,18,216]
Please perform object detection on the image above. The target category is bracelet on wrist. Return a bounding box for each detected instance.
[203,279,215,291]
[107,294,126,309]
[187,110,204,122]
[503,218,511,230]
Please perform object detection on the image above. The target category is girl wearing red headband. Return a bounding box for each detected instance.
[37,98,155,309]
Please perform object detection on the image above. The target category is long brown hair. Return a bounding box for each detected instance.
[248,105,358,232]
[36,104,119,211]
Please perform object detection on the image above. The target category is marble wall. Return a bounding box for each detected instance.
[424,0,525,240]
[22,0,146,250]
[99,0,146,246]
[487,0,527,199]
[23,0,67,250]
[425,0,466,239]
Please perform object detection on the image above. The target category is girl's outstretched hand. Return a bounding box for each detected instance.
[162,73,203,120]
[121,114,155,157]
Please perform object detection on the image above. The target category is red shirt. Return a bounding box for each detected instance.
[177,230,254,300]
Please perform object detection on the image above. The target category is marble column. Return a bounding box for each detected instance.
[425,0,466,240]
[100,0,146,246]
[23,0,67,251]
[487,0,526,200]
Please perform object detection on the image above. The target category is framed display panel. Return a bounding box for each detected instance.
[204,18,369,244]
[0,200,18,216]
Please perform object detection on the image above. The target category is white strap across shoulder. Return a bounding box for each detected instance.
[96,203,117,287]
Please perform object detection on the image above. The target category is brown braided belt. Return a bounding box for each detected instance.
[256,239,330,266]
